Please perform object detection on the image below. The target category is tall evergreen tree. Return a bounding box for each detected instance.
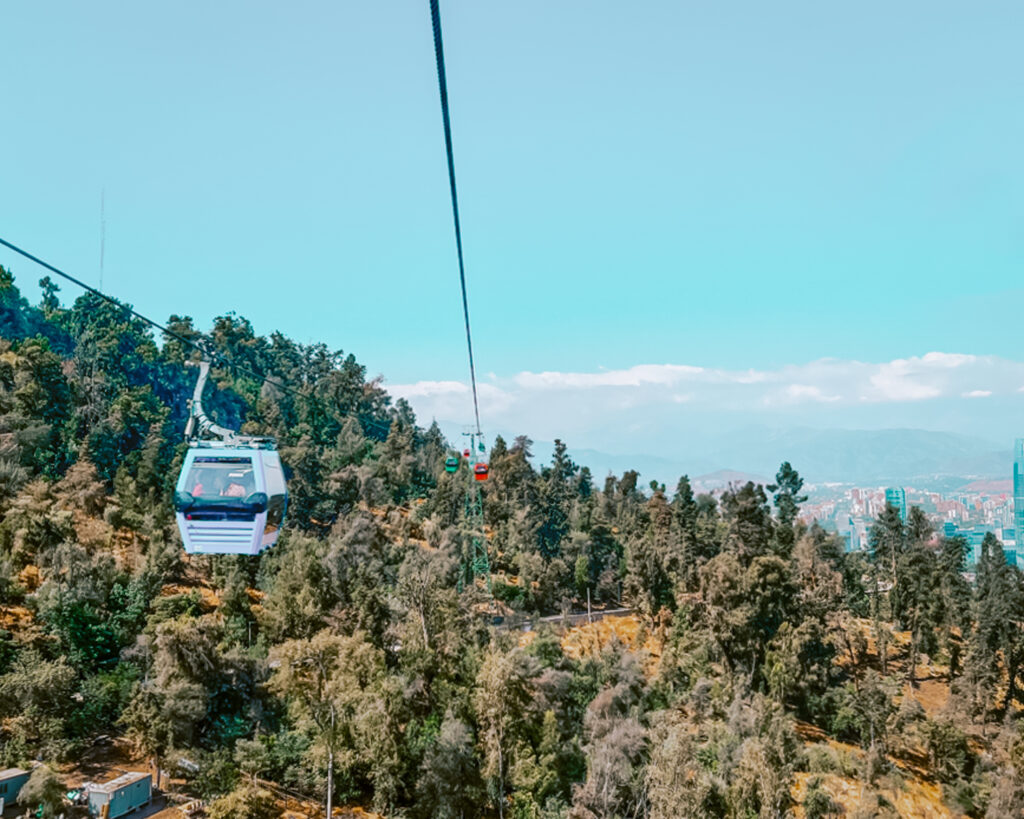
[767,461,807,556]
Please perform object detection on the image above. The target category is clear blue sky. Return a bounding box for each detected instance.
[2,2,1022,414]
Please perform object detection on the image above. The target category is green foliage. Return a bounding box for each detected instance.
[67,662,139,738]
[768,461,807,556]
[191,747,242,799]
[416,714,484,819]
[268,629,388,810]
[18,764,65,818]
[0,649,76,759]
[803,776,841,819]
[829,672,897,752]
[924,718,975,784]
[206,784,278,819]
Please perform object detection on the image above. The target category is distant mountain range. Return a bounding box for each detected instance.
[688,469,774,494]
[693,427,1010,487]
[545,428,1010,492]
[434,420,1012,492]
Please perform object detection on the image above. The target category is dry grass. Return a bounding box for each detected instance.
[793,771,953,819]
[0,604,33,630]
[280,801,384,818]
[906,677,950,716]
[331,808,384,819]
[560,613,663,673]
[17,564,41,591]
[72,510,113,551]
[561,614,641,659]
[159,583,221,610]
[793,620,973,817]
[57,736,148,786]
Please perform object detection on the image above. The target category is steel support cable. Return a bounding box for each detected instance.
[0,236,198,352]
[0,235,390,436]
[429,0,482,436]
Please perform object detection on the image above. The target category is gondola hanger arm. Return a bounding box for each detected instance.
[185,359,272,447]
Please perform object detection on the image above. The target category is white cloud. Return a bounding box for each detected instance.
[860,353,991,402]
[513,364,703,389]
[387,352,1021,445]
[921,352,977,368]
[389,380,514,418]
[867,361,942,402]
[393,380,468,398]
[785,384,841,403]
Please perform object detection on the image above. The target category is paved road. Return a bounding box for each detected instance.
[131,796,177,818]
[499,607,633,631]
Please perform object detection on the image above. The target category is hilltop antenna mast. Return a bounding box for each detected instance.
[99,188,106,291]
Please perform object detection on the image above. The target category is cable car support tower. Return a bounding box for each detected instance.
[461,429,490,591]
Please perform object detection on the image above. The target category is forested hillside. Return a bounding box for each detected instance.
[2,265,1024,819]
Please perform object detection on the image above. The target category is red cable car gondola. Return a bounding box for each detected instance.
[463,448,471,458]
[474,463,489,481]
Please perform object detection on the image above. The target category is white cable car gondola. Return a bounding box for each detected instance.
[173,361,287,555]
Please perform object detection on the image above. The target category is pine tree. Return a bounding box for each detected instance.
[767,461,807,557]
[721,481,774,560]
[537,440,576,559]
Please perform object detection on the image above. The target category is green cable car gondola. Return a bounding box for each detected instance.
[444,456,459,473]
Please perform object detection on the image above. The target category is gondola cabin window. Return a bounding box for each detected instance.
[185,456,255,499]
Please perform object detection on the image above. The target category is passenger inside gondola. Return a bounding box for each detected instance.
[222,471,254,498]
[185,459,255,501]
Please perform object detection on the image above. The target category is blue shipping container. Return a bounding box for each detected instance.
[88,772,151,818]
[0,768,30,810]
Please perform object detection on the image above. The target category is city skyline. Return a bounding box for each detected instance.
[800,479,1017,568]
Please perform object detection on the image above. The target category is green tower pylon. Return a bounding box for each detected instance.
[459,430,491,592]
[465,481,490,590]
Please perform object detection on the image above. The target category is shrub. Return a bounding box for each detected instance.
[804,776,841,819]
[206,784,278,819]
[925,718,975,784]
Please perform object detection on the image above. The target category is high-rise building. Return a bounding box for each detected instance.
[885,487,907,522]
[1014,439,1024,543]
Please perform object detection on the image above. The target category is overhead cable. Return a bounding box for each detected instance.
[0,236,390,435]
[429,0,482,436]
